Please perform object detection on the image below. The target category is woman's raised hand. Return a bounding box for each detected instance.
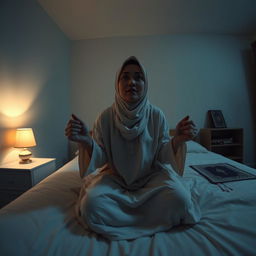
[65,114,90,144]
[174,115,198,143]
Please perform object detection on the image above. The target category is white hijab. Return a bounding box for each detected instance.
[112,56,150,140]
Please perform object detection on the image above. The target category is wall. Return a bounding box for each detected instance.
[71,34,256,166]
[0,0,71,168]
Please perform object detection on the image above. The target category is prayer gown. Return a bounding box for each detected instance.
[76,104,201,240]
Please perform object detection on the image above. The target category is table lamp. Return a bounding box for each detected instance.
[14,128,37,164]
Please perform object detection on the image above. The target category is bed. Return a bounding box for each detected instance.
[0,141,256,256]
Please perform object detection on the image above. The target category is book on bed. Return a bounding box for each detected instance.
[190,163,256,183]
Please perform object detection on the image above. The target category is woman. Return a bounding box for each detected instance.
[65,56,200,240]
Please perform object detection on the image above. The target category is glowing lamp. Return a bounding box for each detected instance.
[14,128,37,164]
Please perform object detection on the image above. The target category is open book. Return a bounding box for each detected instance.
[190,163,256,183]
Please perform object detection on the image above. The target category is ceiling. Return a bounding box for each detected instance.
[38,0,256,40]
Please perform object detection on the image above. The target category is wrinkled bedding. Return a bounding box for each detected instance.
[0,151,256,256]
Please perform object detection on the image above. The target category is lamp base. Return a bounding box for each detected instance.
[19,148,32,164]
[19,159,32,164]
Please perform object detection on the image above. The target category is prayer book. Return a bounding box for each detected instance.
[190,163,256,183]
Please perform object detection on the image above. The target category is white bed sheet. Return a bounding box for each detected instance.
[0,151,256,256]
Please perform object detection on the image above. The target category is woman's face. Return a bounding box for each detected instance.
[118,64,145,104]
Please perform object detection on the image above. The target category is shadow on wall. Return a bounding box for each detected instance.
[242,43,256,163]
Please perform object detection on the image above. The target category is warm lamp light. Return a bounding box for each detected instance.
[14,128,37,164]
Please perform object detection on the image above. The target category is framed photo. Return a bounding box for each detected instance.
[208,110,227,128]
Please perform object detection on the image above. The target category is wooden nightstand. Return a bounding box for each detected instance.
[200,128,243,163]
[0,158,56,208]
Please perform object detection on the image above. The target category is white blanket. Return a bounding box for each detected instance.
[0,151,256,256]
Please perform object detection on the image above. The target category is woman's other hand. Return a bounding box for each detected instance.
[172,116,198,153]
[65,114,90,144]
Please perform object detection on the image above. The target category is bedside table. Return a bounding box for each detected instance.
[200,128,243,163]
[0,158,56,208]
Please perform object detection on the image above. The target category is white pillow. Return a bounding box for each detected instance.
[186,140,208,153]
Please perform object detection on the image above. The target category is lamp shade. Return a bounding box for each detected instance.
[14,128,37,148]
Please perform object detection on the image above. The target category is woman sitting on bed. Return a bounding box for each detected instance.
[65,56,201,240]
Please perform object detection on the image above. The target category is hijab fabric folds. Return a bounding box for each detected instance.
[112,56,150,140]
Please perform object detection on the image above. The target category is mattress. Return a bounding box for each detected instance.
[0,150,256,256]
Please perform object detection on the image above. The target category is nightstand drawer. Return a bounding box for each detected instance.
[0,190,24,208]
[0,158,56,207]
[0,171,31,190]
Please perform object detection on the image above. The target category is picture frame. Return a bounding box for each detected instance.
[208,110,227,128]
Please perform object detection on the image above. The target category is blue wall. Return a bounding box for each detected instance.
[72,34,256,166]
[0,0,71,168]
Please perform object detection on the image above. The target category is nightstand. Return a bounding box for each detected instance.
[200,128,243,163]
[0,158,56,208]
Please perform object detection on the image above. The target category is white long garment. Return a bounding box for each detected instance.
[77,104,201,240]
[79,105,185,181]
